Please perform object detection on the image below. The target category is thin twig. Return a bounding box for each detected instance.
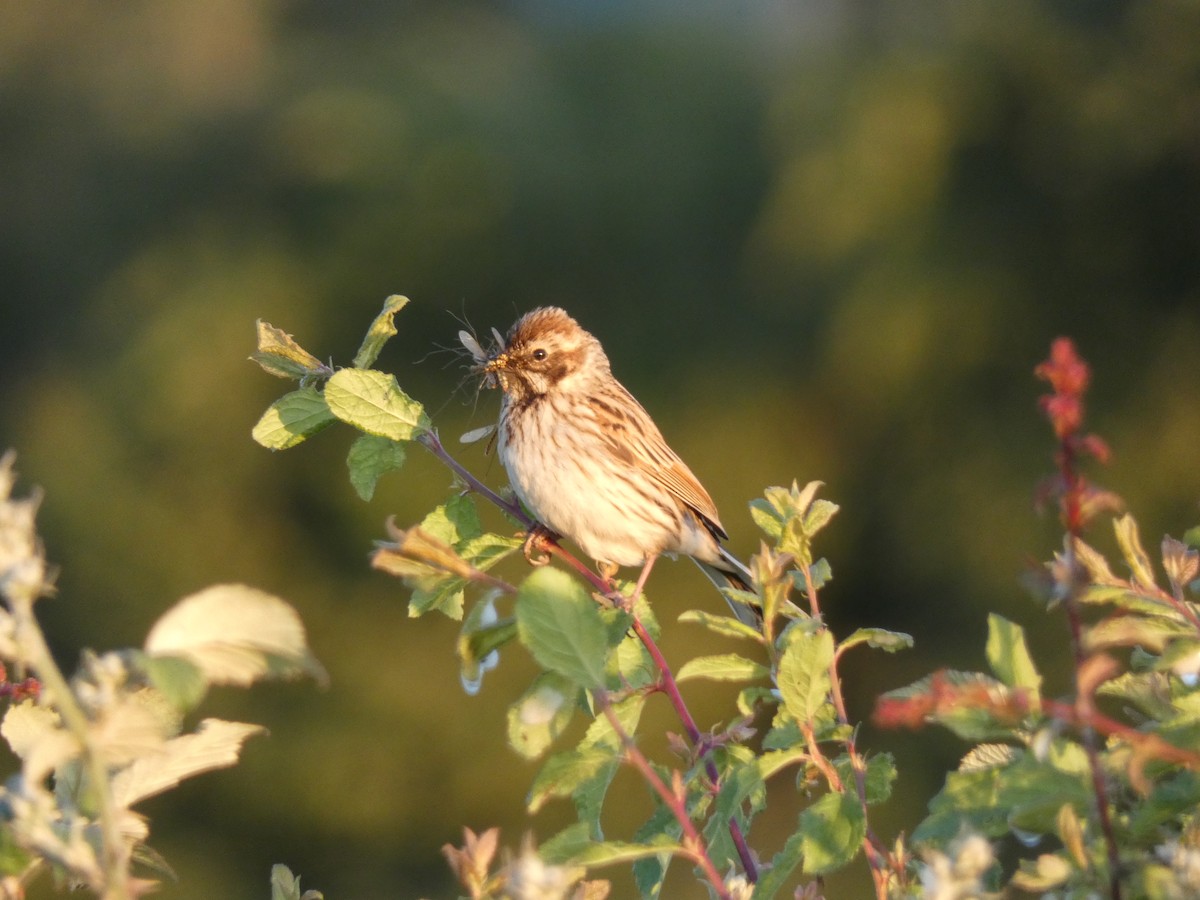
[799,565,891,895]
[595,690,732,900]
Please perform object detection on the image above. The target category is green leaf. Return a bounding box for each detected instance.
[581,694,646,751]
[753,830,806,899]
[346,434,406,501]
[252,387,336,450]
[986,614,1042,704]
[458,596,514,695]
[271,863,323,900]
[678,609,762,641]
[802,498,839,535]
[324,368,430,441]
[633,805,683,898]
[459,532,521,570]
[141,654,209,712]
[421,493,484,545]
[352,294,409,369]
[838,627,914,656]
[807,557,833,590]
[748,499,783,539]
[777,624,834,723]
[517,568,608,688]
[799,790,866,875]
[676,653,768,684]
[144,585,327,688]
[539,822,596,864]
[527,747,616,814]
[507,673,578,760]
[250,321,330,382]
[913,765,1009,844]
[572,837,686,868]
[833,752,897,805]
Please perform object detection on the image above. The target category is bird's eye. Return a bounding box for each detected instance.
[532,348,547,361]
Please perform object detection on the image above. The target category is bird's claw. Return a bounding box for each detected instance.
[522,524,558,567]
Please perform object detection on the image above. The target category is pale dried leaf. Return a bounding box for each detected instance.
[1072,537,1118,585]
[111,719,266,807]
[144,584,325,687]
[1114,514,1156,590]
[1163,536,1200,594]
[1,702,78,782]
[89,691,174,767]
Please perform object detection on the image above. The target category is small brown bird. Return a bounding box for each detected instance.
[480,307,757,623]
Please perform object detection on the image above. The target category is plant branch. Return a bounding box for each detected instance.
[1037,338,1122,900]
[799,564,890,895]
[595,690,732,900]
[419,430,531,526]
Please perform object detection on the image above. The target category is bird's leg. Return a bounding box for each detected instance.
[522,523,559,567]
[626,553,660,611]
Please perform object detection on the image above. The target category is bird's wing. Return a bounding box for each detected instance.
[592,382,729,540]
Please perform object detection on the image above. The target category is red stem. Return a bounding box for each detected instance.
[1056,412,1122,899]
[596,691,732,900]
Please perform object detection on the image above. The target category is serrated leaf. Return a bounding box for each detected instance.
[347,434,406,501]
[507,673,578,759]
[250,321,330,381]
[777,625,834,722]
[110,718,265,806]
[145,585,326,687]
[516,568,608,688]
[753,829,806,899]
[527,747,616,814]
[252,387,336,450]
[352,294,408,369]
[676,653,768,684]
[325,368,430,441]
[800,790,866,874]
[802,498,839,535]
[838,628,914,656]
[421,493,483,545]
[748,500,783,539]
[986,614,1041,705]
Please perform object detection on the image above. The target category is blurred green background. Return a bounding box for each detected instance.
[2,1,1199,897]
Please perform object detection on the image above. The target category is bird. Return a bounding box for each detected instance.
[478,306,758,625]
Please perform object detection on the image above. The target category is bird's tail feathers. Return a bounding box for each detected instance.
[692,552,761,627]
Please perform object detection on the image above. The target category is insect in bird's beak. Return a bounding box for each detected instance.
[459,329,504,389]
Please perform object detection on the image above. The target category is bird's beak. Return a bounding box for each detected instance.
[480,352,509,390]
